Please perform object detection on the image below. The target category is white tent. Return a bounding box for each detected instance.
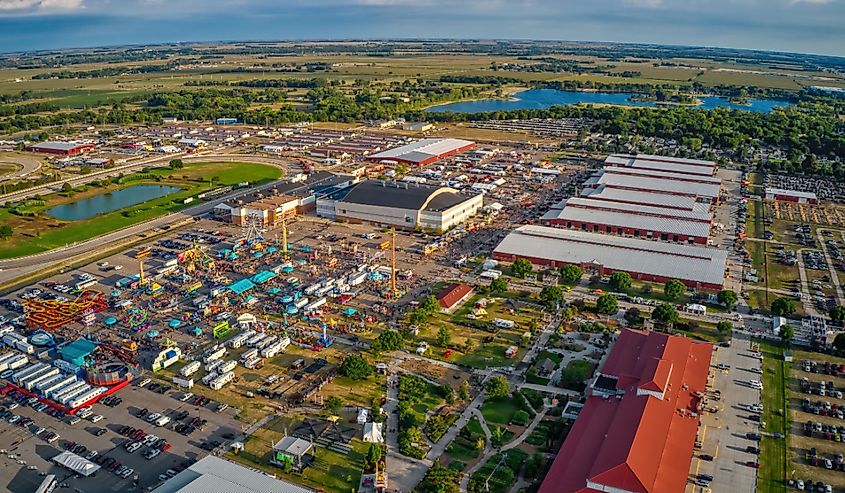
[363,422,384,443]
[237,313,257,329]
[52,451,101,477]
[357,408,369,424]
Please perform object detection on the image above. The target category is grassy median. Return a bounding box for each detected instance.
[758,340,789,493]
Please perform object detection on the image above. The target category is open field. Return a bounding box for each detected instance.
[0,161,281,258]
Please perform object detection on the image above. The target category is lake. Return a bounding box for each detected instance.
[47,185,182,221]
[425,88,791,113]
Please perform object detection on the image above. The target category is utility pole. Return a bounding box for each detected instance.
[282,217,289,261]
[391,228,397,298]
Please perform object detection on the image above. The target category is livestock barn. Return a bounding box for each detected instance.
[764,187,818,205]
[28,141,96,156]
[493,225,727,290]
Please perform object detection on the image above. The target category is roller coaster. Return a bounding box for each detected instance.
[22,289,107,331]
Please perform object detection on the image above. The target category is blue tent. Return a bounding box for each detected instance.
[104,316,118,326]
[191,327,202,336]
[228,278,256,295]
[110,290,121,297]
[146,329,159,338]
[168,319,182,329]
[343,308,358,316]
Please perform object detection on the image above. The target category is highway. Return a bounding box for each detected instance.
[0,153,317,288]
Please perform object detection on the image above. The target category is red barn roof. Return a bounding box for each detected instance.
[539,329,712,493]
[436,283,473,311]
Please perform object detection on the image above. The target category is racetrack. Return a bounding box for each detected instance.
[0,156,42,180]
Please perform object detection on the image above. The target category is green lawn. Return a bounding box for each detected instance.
[481,398,520,426]
[758,340,789,493]
[0,161,281,258]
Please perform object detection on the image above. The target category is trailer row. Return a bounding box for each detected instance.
[9,362,107,409]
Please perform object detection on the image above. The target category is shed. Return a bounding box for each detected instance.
[59,338,98,366]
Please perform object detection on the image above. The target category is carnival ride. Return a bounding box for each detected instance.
[23,290,107,331]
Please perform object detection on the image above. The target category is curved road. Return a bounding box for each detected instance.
[0,153,308,286]
[0,156,42,180]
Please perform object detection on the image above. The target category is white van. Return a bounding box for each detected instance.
[155,416,171,427]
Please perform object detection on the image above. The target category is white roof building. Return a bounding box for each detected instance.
[604,154,717,176]
[493,225,727,289]
[152,455,314,493]
[368,138,475,165]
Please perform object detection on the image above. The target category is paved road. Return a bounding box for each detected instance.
[0,156,42,180]
[0,167,329,286]
[699,332,761,493]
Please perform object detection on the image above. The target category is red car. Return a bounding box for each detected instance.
[160,442,171,453]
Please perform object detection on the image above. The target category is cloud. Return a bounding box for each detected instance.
[789,0,833,4]
[622,0,663,7]
[0,0,83,11]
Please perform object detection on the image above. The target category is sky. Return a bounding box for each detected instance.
[0,0,843,57]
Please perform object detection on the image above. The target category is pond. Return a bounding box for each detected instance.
[425,88,791,114]
[47,185,182,221]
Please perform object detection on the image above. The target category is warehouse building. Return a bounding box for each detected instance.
[538,329,711,493]
[367,138,475,166]
[584,171,722,203]
[580,185,700,211]
[541,197,712,244]
[604,153,717,176]
[764,187,818,205]
[152,455,314,493]
[318,180,483,232]
[602,166,723,186]
[493,225,727,289]
[28,142,96,156]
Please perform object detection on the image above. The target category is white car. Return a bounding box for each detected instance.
[85,450,98,460]
[146,413,161,423]
[142,434,159,446]
[120,468,134,479]
[89,414,103,423]
[136,378,151,388]
[125,441,142,453]
[144,449,161,460]
[796,480,805,490]
[178,392,193,402]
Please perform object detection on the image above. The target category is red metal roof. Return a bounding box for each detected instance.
[436,283,473,310]
[539,329,712,493]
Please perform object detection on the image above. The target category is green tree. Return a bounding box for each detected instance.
[417,462,462,493]
[437,326,451,347]
[339,354,372,380]
[485,376,510,400]
[716,321,733,334]
[366,443,383,468]
[61,182,72,192]
[324,395,343,415]
[833,333,845,351]
[511,258,533,278]
[780,324,794,345]
[651,303,679,327]
[409,309,428,326]
[609,271,633,291]
[374,329,404,351]
[489,277,508,293]
[663,279,686,300]
[717,290,739,310]
[0,224,11,239]
[771,297,796,316]
[595,294,618,315]
[490,426,505,444]
[169,159,184,169]
[559,264,583,284]
[830,305,845,324]
[624,307,643,326]
[539,285,565,308]
[560,360,593,389]
[420,295,440,314]
[459,380,470,401]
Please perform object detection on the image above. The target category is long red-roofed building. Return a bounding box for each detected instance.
[539,329,712,493]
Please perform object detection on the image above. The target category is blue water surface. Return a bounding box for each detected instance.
[425,88,791,113]
[47,185,182,221]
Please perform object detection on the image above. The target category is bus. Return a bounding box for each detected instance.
[35,475,57,493]
[378,240,391,250]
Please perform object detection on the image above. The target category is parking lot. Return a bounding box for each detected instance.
[0,379,242,493]
[693,332,762,493]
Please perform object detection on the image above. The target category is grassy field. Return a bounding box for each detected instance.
[226,413,369,493]
[0,161,281,258]
[758,340,789,493]
[480,398,522,426]
[469,449,529,493]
